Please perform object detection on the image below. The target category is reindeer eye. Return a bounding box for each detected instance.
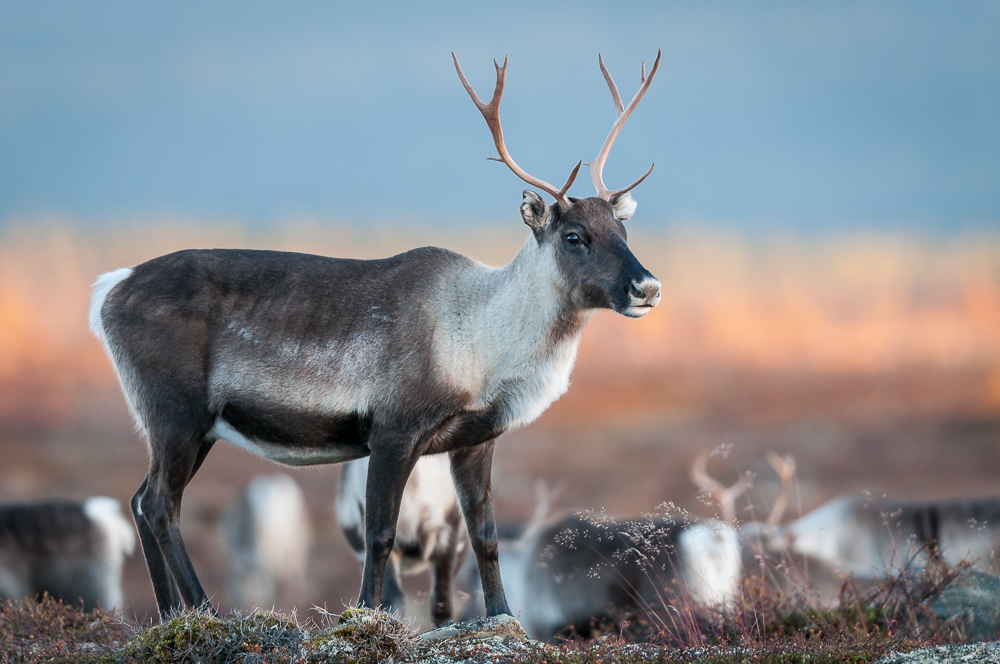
[564,232,583,246]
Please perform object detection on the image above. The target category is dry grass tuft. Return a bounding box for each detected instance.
[301,606,417,664]
[122,607,301,664]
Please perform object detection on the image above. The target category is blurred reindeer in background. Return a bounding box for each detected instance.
[337,455,468,626]
[692,451,850,607]
[694,452,1000,608]
[459,483,742,641]
[774,492,1000,582]
[224,474,312,609]
[0,497,135,610]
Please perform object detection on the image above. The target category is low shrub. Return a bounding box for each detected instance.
[0,595,132,664]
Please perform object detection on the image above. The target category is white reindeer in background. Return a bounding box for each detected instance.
[337,454,468,625]
[694,453,1000,607]
[0,497,135,610]
[692,452,850,607]
[775,492,1000,581]
[224,474,312,608]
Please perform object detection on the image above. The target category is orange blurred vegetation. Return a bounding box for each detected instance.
[1,219,999,428]
[4,219,1000,618]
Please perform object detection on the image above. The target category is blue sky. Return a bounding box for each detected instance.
[1,1,998,234]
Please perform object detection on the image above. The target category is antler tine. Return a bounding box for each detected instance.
[690,451,745,524]
[524,480,561,535]
[719,475,747,524]
[765,453,797,528]
[598,54,624,115]
[690,451,723,494]
[453,53,579,208]
[590,49,661,201]
[559,160,583,198]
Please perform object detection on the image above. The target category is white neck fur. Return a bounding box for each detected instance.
[432,236,592,428]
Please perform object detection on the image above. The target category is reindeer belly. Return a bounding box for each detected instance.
[209,401,373,466]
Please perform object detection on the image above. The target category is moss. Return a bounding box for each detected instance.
[122,608,301,663]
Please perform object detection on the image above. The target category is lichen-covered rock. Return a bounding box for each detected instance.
[419,614,527,643]
[301,607,417,664]
[877,641,1000,664]
[407,615,540,664]
[925,569,1000,642]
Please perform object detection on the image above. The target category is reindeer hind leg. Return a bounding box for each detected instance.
[429,508,466,625]
[139,428,216,618]
[381,552,406,617]
[131,475,182,615]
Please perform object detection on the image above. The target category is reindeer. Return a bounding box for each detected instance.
[88,51,663,619]
[223,474,312,609]
[0,497,135,610]
[775,492,1000,581]
[691,452,852,607]
[696,453,1000,587]
[691,455,1000,607]
[459,487,742,641]
[337,454,468,625]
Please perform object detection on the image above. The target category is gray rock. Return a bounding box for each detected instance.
[877,641,1000,664]
[419,614,527,642]
[926,569,1000,642]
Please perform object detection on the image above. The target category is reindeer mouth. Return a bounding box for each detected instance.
[621,304,655,318]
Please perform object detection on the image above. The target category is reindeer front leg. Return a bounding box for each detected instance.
[357,437,419,613]
[450,440,511,617]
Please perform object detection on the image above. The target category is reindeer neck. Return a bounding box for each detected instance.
[434,236,592,428]
[482,235,590,352]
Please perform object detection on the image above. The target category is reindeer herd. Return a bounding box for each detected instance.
[6,453,999,639]
[1,51,997,640]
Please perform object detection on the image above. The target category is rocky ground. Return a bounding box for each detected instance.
[4,598,1000,664]
[878,642,1000,664]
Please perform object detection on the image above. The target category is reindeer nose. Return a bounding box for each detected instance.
[629,278,661,306]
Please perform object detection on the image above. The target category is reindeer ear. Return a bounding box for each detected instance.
[520,190,552,232]
[609,191,637,221]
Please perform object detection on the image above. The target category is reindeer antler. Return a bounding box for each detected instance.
[589,50,661,201]
[524,479,562,537]
[453,53,581,210]
[689,451,747,524]
[765,453,796,528]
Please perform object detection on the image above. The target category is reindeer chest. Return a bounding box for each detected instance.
[422,328,582,454]
[490,340,579,429]
[427,260,590,442]
[462,334,581,426]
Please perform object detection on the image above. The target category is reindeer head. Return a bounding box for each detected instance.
[454,52,662,318]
